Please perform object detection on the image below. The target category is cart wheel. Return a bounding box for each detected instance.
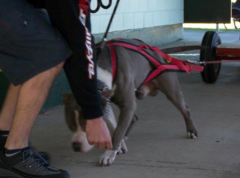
[200,31,221,83]
[234,18,240,29]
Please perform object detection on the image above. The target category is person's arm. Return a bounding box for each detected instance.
[44,0,112,149]
[44,0,102,119]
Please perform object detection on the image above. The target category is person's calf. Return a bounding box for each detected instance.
[49,61,65,79]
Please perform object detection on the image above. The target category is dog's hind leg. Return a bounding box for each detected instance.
[155,72,198,139]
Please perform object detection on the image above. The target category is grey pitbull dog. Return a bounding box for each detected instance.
[63,39,198,166]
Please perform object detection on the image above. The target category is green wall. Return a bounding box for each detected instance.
[42,71,71,111]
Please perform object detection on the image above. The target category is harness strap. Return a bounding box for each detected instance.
[108,44,118,82]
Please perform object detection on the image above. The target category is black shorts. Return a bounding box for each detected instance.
[0,0,72,85]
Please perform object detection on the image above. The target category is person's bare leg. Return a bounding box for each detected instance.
[5,62,64,150]
[0,84,21,131]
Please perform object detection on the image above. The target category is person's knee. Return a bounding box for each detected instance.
[47,61,65,79]
[52,61,65,76]
[32,61,65,85]
[25,61,65,86]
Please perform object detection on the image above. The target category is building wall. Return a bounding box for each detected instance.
[91,0,184,34]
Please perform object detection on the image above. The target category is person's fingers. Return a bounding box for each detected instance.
[105,140,113,150]
[87,138,94,145]
[99,142,106,150]
[93,139,112,150]
[94,142,100,149]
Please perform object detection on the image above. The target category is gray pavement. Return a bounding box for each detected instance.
[31,30,240,178]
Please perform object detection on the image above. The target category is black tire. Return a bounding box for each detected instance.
[234,18,240,29]
[200,31,221,83]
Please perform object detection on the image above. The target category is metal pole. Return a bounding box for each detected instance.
[216,23,220,32]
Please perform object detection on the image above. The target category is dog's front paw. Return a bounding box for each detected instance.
[99,150,117,166]
[187,128,198,139]
[117,140,128,154]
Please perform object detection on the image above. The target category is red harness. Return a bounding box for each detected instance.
[106,39,203,87]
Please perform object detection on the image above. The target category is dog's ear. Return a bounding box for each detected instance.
[62,93,73,103]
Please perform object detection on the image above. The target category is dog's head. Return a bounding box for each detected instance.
[62,81,112,152]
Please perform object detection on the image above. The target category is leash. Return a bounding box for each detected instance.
[98,0,121,52]
[187,59,240,65]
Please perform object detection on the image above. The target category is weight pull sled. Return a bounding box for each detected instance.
[162,31,240,84]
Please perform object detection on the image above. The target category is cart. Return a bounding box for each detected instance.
[162,31,240,84]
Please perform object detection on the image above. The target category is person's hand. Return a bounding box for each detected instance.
[86,117,113,150]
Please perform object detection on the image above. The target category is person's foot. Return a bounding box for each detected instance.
[0,148,69,178]
[0,132,50,162]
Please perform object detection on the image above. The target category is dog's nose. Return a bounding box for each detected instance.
[72,142,82,152]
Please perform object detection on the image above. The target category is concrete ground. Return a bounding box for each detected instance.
[11,30,240,178]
